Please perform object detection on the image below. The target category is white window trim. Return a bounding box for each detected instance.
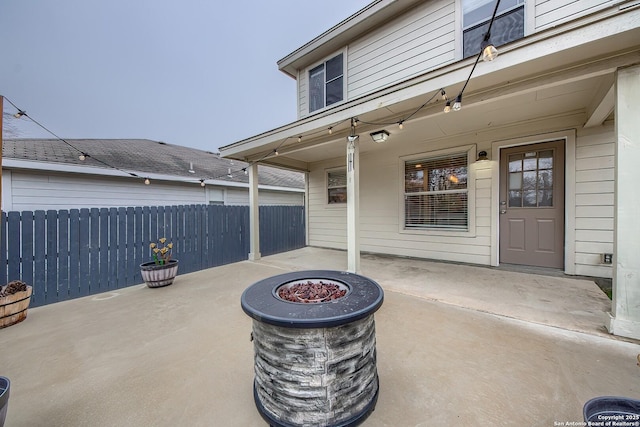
[307,48,347,114]
[398,145,476,237]
[326,167,347,206]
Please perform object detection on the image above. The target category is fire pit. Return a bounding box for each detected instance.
[241,270,384,427]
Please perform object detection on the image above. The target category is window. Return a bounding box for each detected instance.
[462,0,525,58]
[508,149,554,208]
[309,53,344,113]
[327,169,347,204]
[404,152,469,230]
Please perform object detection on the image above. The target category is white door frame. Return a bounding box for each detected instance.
[490,130,577,274]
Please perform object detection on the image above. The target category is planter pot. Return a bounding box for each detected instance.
[0,376,9,427]
[0,286,32,329]
[140,260,179,288]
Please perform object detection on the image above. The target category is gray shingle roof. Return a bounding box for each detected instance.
[3,138,305,189]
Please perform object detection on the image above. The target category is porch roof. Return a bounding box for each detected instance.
[219,6,640,170]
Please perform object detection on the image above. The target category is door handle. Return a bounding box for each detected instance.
[500,209,507,214]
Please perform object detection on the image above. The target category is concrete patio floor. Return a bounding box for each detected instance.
[1,247,639,426]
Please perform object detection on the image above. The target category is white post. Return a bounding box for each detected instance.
[606,64,640,340]
[248,163,261,261]
[346,136,360,273]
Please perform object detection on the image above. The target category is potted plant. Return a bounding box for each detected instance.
[0,280,32,329]
[140,238,179,288]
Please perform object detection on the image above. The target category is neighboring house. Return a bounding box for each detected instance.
[2,139,304,211]
[220,1,640,340]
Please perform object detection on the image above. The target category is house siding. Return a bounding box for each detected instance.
[534,0,620,30]
[307,115,615,278]
[2,170,304,211]
[347,0,456,100]
[574,122,615,278]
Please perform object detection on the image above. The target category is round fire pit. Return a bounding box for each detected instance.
[241,270,384,427]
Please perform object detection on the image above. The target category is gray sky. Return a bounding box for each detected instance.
[1,0,371,151]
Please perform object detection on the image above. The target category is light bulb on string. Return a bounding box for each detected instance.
[453,94,462,111]
[444,101,452,114]
[200,179,206,187]
[328,127,333,135]
[13,110,25,119]
[243,168,248,175]
[441,89,447,101]
[398,121,404,130]
[297,136,302,143]
[78,153,86,161]
[144,178,151,185]
[274,149,279,156]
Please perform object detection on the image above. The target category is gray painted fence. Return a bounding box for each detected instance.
[0,204,305,307]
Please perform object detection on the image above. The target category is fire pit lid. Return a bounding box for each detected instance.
[241,270,383,328]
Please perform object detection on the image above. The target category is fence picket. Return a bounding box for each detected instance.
[21,211,34,288]
[7,212,21,281]
[69,209,80,299]
[79,209,90,297]
[90,208,100,293]
[58,210,70,301]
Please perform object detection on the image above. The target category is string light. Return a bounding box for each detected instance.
[328,127,333,135]
[144,178,151,185]
[274,149,279,156]
[297,136,302,143]
[78,153,87,161]
[200,179,205,187]
[453,94,462,111]
[14,110,25,118]
[243,168,248,175]
[398,121,404,130]
[441,89,447,101]
[444,101,452,114]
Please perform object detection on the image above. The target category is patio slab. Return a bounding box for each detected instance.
[0,247,638,426]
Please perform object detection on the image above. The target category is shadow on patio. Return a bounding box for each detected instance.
[1,247,638,426]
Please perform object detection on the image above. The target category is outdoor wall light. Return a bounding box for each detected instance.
[370,130,389,143]
[476,150,489,162]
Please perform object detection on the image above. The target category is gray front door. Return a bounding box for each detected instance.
[499,141,565,268]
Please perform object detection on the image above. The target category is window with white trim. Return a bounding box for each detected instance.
[462,0,525,58]
[309,53,344,113]
[404,152,469,230]
[327,169,347,204]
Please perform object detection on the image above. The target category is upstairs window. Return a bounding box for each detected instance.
[462,0,525,58]
[327,169,347,204]
[309,53,344,113]
[404,152,469,230]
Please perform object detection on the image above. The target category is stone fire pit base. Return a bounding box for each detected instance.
[241,270,384,427]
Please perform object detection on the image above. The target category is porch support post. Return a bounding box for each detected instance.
[346,136,360,273]
[606,64,640,340]
[248,163,261,261]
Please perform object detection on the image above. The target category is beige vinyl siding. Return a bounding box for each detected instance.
[306,112,614,277]
[308,141,489,265]
[307,160,347,249]
[298,69,308,119]
[534,0,620,30]
[347,0,456,100]
[573,123,615,278]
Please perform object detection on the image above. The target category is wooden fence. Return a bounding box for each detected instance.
[0,205,305,307]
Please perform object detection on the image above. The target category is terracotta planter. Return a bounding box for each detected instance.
[0,286,32,329]
[140,260,179,288]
